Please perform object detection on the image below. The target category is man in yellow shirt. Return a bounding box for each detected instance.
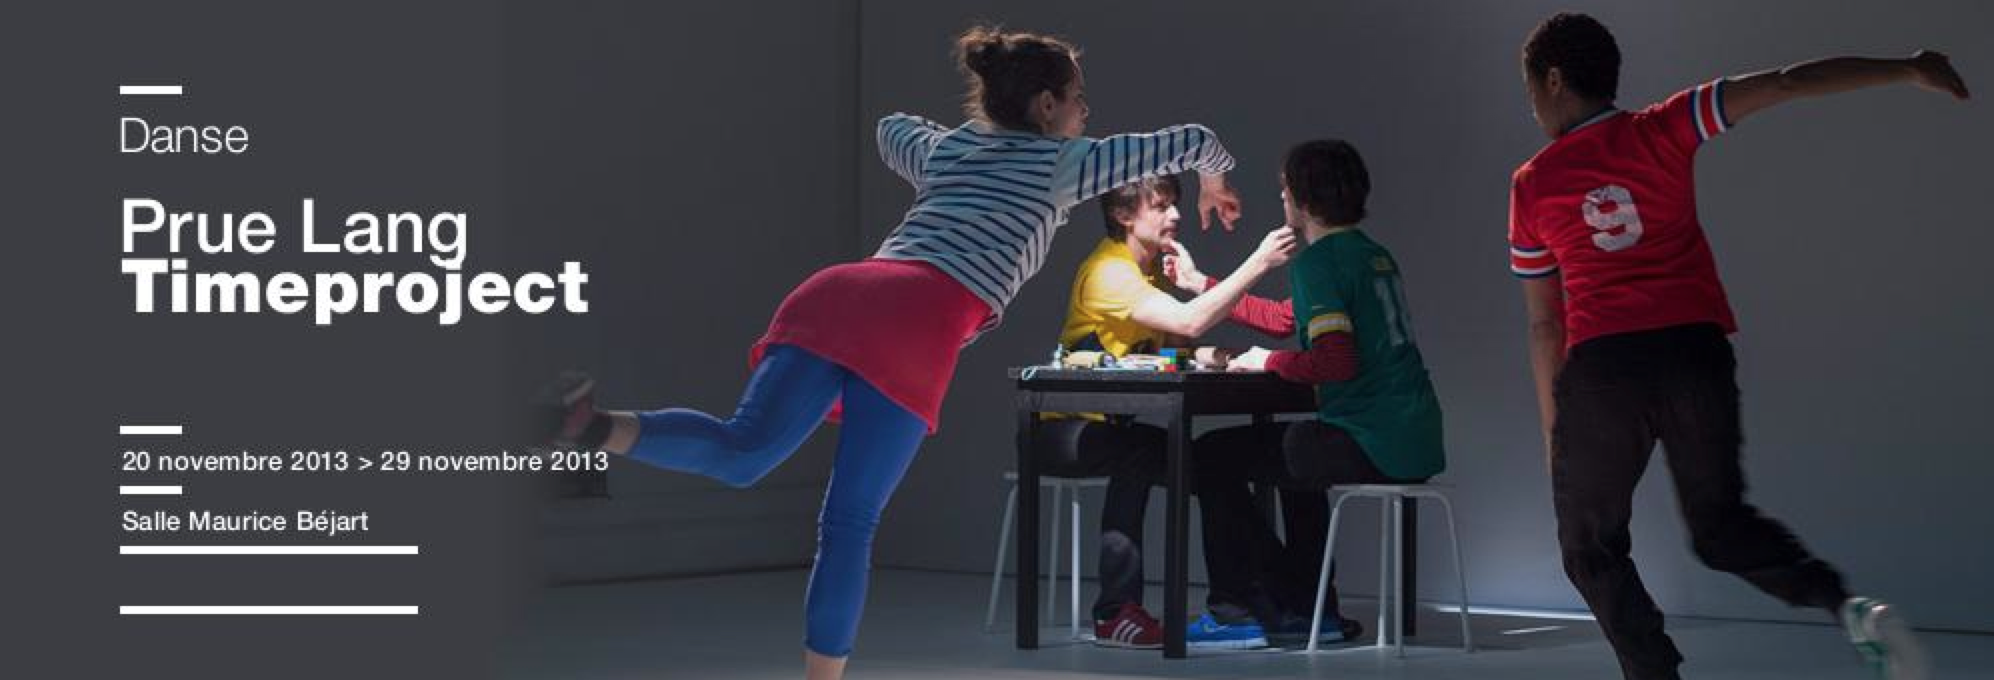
[1040,174,1295,648]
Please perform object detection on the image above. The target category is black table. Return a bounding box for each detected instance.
[1009,367,1416,658]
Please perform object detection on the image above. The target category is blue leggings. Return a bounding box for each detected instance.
[625,345,926,658]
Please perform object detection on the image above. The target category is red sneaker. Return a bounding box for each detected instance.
[1093,603,1164,649]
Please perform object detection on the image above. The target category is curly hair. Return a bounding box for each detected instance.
[1522,12,1621,102]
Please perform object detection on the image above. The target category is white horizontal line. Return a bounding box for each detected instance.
[121,606,417,615]
[1501,625,1568,636]
[1430,604,1596,622]
[121,545,418,555]
[119,425,182,436]
[119,85,183,96]
[120,485,182,496]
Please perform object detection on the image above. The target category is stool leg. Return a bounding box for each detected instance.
[1392,494,1406,659]
[1046,483,1063,626]
[1070,486,1083,640]
[986,484,1019,632]
[1429,493,1474,652]
[1377,494,1391,650]
[1307,492,1356,653]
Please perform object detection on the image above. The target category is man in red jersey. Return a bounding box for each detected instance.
[1510,12,1969,680]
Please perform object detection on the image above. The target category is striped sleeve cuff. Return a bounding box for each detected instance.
[1178,124,1237,175]
[876,113,939,180]
[1690,79,1730,143]
[1510,245,1558,278]
[1304,312,1353,340]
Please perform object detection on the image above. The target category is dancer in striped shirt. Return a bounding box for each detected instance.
[533,26,1243,680]
[873,97,1237,331]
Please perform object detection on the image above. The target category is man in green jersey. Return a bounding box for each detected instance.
[1193,139,1445,643]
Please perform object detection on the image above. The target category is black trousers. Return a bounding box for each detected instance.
[1031,418,1166,621]
[1552,324,1848,680]
[1193,419,1415,625]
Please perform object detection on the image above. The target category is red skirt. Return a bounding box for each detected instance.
[749,258,990,434]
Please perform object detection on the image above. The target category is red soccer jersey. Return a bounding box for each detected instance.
[1509,79,1738,351]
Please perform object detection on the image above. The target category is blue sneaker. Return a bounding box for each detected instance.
[1186,613,1269,650]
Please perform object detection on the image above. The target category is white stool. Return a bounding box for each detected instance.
[1306,484,1474,655]
[983,473,1108,641]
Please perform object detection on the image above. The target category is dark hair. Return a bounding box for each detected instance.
[1282,140,1370,227]
[1522,12,1621,102]
[955,25,1080,133]
[1098,175,1182,239]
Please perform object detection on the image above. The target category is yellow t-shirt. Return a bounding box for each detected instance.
[1059,238,1172,357]
[1053,238,1175,422]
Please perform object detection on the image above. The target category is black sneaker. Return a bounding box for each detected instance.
[532,371,596,447]
[1265,613,1364,647]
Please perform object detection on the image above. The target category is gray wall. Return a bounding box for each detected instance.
[504,0,860,580]
[856,0,1994,632]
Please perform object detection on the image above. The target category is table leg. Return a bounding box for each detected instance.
[1249,414,1278,531]
[1164,394,1190,658]
[1015,400,1040,649]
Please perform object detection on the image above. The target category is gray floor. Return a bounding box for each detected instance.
[504,568,1994,679]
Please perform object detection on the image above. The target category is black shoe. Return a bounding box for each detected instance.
[1265,613,1363,646]
[532,371,596,447]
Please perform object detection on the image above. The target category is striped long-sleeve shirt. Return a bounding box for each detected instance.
[872,113,1235,335]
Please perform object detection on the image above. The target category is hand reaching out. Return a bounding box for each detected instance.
[1908,50,1971,99]
[1197,174,1242,232]
[1251,226,1300,270]
[1160,239,1206,292]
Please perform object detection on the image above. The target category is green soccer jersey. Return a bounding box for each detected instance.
[1288,228,1445,480]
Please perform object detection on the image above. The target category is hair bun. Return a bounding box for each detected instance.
[951,25,1078,133]
[956,25,1008,77]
